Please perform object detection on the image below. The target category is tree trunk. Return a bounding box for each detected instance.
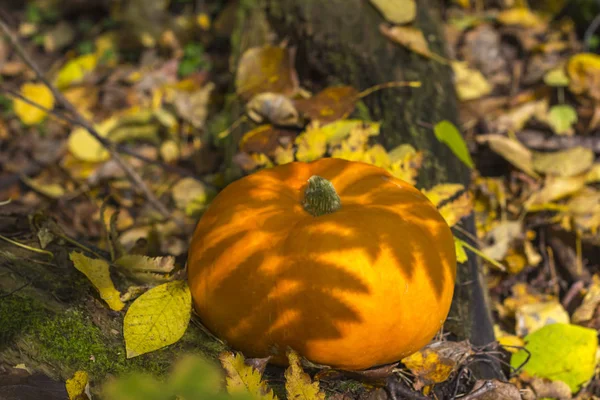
[231,0,502,379]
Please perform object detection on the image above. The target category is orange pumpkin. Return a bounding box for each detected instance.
[187,158,456,370]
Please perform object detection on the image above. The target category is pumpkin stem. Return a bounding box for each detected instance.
[302,175,341,217]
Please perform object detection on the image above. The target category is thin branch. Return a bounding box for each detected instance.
[0,19,171,219]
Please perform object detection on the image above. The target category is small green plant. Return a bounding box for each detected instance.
[178,42,211,77]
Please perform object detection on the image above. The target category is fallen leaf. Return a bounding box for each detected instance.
[573,275,600,323]
[544,66,570,87]
[526,174,587,207]
[494,325,524,353]
[567,53,600,101]
[246,92,300,126]
[524,376,571,400]
[454,238,468,263]
[497,7,546,29]
[433,120,475,169]
[13,82,55,125]
[476,134,539,178]
[171,177,213,217]
[124,280,192,358]
[468,380,521,400]
[69,252,125,311]
[369,0,416,24]
[481,221,523,261]
[44,21,75,53]
[285,349,326,400]
[160,140,180,163]
[54,54,98,90]
[402,341,472,389]
[236,46,299,101]
[511,323,598,393]
[173,82,214,129]
[240,125,297,156]
[546,105,577,136]
[65,370,90,400]
[114,254,176,284]
[294,86,358,124]
[20,174,65,199]
[380,25,447,64]
[515,301,570,337]
[452,61,493,101]
[494,99,548,133]
[220,352,278,400]
[68,117,119,162]
[532,147,593,177]
[387,144,423,185]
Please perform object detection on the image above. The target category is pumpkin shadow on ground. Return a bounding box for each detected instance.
[187,159,455,367]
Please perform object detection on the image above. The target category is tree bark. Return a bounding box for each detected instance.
[232,0,502,379]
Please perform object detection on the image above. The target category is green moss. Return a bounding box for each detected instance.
[0,294,48,348]
[2,291,226,384]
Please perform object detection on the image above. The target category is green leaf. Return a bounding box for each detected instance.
[547,105,578,135]
[453,237,468,263]
[510,323,598,393]
[123,280,192,358]
[433,120,475,169]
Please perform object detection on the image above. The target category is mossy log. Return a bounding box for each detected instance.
[0,204,226,397]
[230,0,502,379]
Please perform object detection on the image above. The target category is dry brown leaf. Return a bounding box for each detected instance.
[573,275,600,323]
[494,99,548,133]
[236,46,299,101]
[246,92,301,126]
[476,134,539,178]
[294,86,358,124]
[468,380,522,400]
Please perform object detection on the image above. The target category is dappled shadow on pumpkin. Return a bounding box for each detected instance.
[187,159,456,367]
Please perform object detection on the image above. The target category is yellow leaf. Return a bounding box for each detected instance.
[220,352,278,400]
[13,82,55,125]
[123,280,192,358]
[515,301,570,337]
[160,140,180,163]
[532,147,594,177]
[380,25,447,64]
[285,349,326,400]
[526,174,587,208]
[197,13,211,30]
[497,8,546,28]
[235,46,299,101]
[476,134,539,178]
[567,53,600,101]
[67,117,118,162]
[69,252,124,311]
[273,146,295,165]
[402,342,472,387]
[295,127,327,162]
[387,144,423,185]
[494,325,524,353]
[451,61,492,101]
[20,174,65,199]
[422,184,465,207]
[65,370,89,400]
[369,0,416,24]
[54,54,98,90]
